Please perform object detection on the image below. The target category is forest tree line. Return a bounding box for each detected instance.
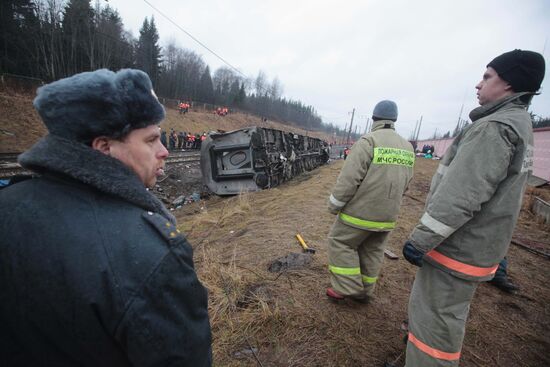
[4,1,545,140]
[1,0,351,138]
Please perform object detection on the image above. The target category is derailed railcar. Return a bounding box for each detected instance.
[201,127,330,195]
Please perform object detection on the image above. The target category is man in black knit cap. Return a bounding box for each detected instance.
[401,50,545,366]
[0,69,211,366]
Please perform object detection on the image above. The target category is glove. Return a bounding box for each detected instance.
[403,241,425,267]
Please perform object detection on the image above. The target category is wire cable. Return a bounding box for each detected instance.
[141,0,247,79]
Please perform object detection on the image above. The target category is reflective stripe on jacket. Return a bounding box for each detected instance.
[410,93,534,281]
[329,120,414,231]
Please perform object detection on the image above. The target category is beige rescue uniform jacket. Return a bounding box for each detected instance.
[329,120,414,231]
[410,93,535,281]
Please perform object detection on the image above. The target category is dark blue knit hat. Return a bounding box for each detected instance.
[488,50,545,93]
[33,69,165,143]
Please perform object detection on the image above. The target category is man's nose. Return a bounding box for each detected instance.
[158,144,169,158]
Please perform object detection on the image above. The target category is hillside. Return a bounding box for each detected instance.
[0,91,331,153]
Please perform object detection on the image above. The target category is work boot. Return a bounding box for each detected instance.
[489,277,519,293]
[326,287,369,304]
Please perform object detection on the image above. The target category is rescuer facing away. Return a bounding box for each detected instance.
[0,69,212,366]
[402,49,545,366]
[326,100,414,303]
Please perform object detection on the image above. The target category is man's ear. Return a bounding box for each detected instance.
[91,136,112,155]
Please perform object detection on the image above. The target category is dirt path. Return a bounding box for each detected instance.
[177,158,550,367]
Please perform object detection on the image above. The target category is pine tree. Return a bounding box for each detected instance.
[198,65,214,103]
[95,5,133,70]
[0,0,40,77]
[136,16,161,86]
[62,0,95,74]
[229,79,240,105]
[236,82,246,107]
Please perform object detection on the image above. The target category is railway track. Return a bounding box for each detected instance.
[0,150,202,179]
[165,150,201,165]
[0,152,29,178]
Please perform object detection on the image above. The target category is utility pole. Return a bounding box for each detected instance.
[457,103,464,126]
[346,108,355,145]
[342,123,348,145]
[364,117,370,134]
[412,120,419,141]
[415,115,423,141]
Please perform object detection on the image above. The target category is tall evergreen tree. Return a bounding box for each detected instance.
[228,79,239,105]
[95,5,133,70]
[0,0,40,77]
[198,65,214,103]
[236,82,246,107]
[62,0,95,74]
[136,16,161,86]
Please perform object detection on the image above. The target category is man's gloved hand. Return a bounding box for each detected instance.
[403,241,425,267]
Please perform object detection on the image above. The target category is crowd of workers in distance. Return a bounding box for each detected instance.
[215,106,229,116]
[178,100,230,117]
[161,129,207,151]
[178,101,190,114]
[0,49,545,367]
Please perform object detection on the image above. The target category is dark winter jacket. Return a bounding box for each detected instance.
[0,135,211,366]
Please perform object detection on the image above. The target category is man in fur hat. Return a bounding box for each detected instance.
[0,69,211,366]
[402,50,545,366]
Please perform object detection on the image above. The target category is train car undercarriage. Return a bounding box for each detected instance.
[201,127,329,195]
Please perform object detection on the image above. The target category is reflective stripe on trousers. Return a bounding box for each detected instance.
[408,332,460,361]
[328,265,378,284]
[426,249,498,278]
[328,264,360,276]
[339,213,395,230]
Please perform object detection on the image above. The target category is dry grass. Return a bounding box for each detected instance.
[177,159,550,367]
[179,163,412,366]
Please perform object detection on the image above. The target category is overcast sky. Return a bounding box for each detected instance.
[106,0,550,139]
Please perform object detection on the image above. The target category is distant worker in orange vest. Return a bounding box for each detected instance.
[343,147,350,160]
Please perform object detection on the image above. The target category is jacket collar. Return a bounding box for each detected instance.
[371,120,395,132]
[19,134,174,222]
[469,92,531,122]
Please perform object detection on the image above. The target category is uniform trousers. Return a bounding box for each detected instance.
[406,262,478,367]
[327,219,389,297]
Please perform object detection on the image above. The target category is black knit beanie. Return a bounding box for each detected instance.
[487,49,545,92]
[34,69,165,144]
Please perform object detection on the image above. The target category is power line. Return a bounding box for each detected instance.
[140,0,322,125]
[141,0,246,80]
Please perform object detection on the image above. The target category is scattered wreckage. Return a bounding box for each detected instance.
[201,126,330,195]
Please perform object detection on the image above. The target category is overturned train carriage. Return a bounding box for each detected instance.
[201,127,330,195]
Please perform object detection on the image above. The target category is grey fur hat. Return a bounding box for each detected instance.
[372,100,398,121]
[33,69,165,143]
